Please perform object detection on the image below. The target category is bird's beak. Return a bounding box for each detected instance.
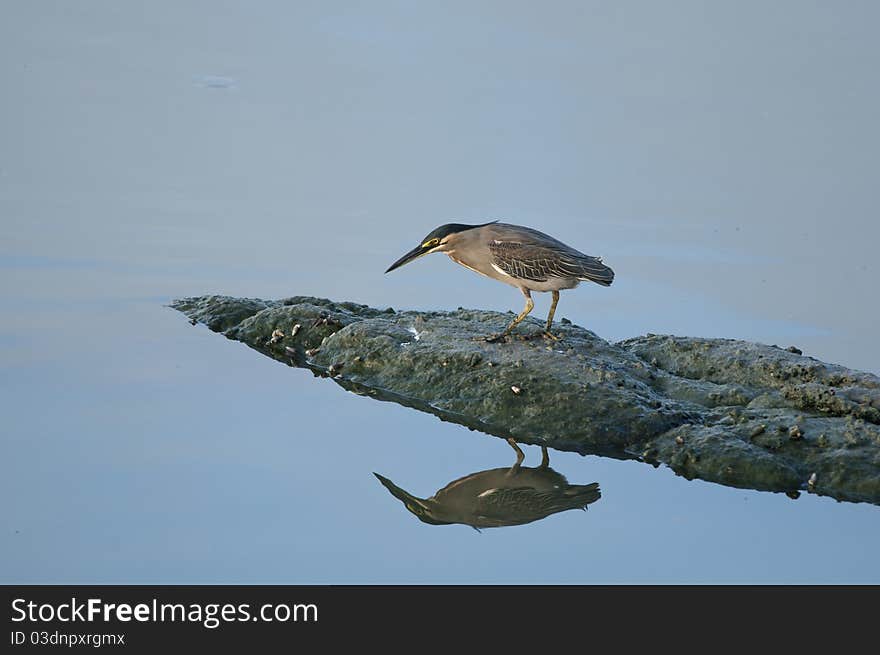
[373,472,430,513]
[385,243,432,274]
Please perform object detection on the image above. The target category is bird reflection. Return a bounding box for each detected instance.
[374,439,601,530]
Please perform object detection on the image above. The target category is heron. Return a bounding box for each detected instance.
[385,221,613,341]
[374,439,601,529]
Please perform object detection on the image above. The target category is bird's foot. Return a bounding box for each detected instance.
[542,330,562,341]
[483,332,510,343]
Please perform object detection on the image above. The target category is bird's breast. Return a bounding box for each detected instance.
[446,252,486,276]
[446,251,519,287]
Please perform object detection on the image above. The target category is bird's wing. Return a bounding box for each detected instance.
[474,486,599,520]
[488,237,614,285]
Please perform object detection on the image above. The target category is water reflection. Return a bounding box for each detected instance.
[374,439,601,530]
[185,303,876,506]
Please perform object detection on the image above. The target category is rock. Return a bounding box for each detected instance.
[170,295,880,505]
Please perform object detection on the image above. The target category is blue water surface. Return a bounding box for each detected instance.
[2,2,878,583]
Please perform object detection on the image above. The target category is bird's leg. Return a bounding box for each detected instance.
[506,437,524,474]
[543,290,561,340]
[540,445,550,469]
[486,289,533,342]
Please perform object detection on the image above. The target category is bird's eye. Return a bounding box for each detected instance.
[423,238,440,248]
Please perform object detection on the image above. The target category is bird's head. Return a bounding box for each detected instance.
[384,221,497,273]
[373,472,452,526]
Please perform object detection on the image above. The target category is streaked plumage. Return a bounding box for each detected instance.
[385,221,614,340]
[485,224,613,288]
[374,445,601,529]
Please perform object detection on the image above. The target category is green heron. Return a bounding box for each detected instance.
[373,439,601,530]
[385,221,614,341]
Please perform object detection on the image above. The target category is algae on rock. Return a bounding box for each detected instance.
[171,294,880,506]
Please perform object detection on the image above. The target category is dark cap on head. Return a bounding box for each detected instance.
[422,220,498,242]
[385,220,499,274]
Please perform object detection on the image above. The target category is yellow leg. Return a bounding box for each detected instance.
[486,289,533,341]
[543,290,561,340]
[545,291,559,330]
[507,437,525,472]
[505,292,534,334]
[507,437,526,466]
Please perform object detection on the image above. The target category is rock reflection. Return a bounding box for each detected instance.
[374,439,601,529]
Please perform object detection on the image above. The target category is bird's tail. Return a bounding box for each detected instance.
[563,482,602,508]
[576,256,614,287]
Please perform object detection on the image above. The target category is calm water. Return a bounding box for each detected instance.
[2,2,879,583]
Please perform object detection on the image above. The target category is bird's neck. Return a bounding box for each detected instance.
[446,250,489,279]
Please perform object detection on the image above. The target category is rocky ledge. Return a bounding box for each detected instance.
[171,295,880,505]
